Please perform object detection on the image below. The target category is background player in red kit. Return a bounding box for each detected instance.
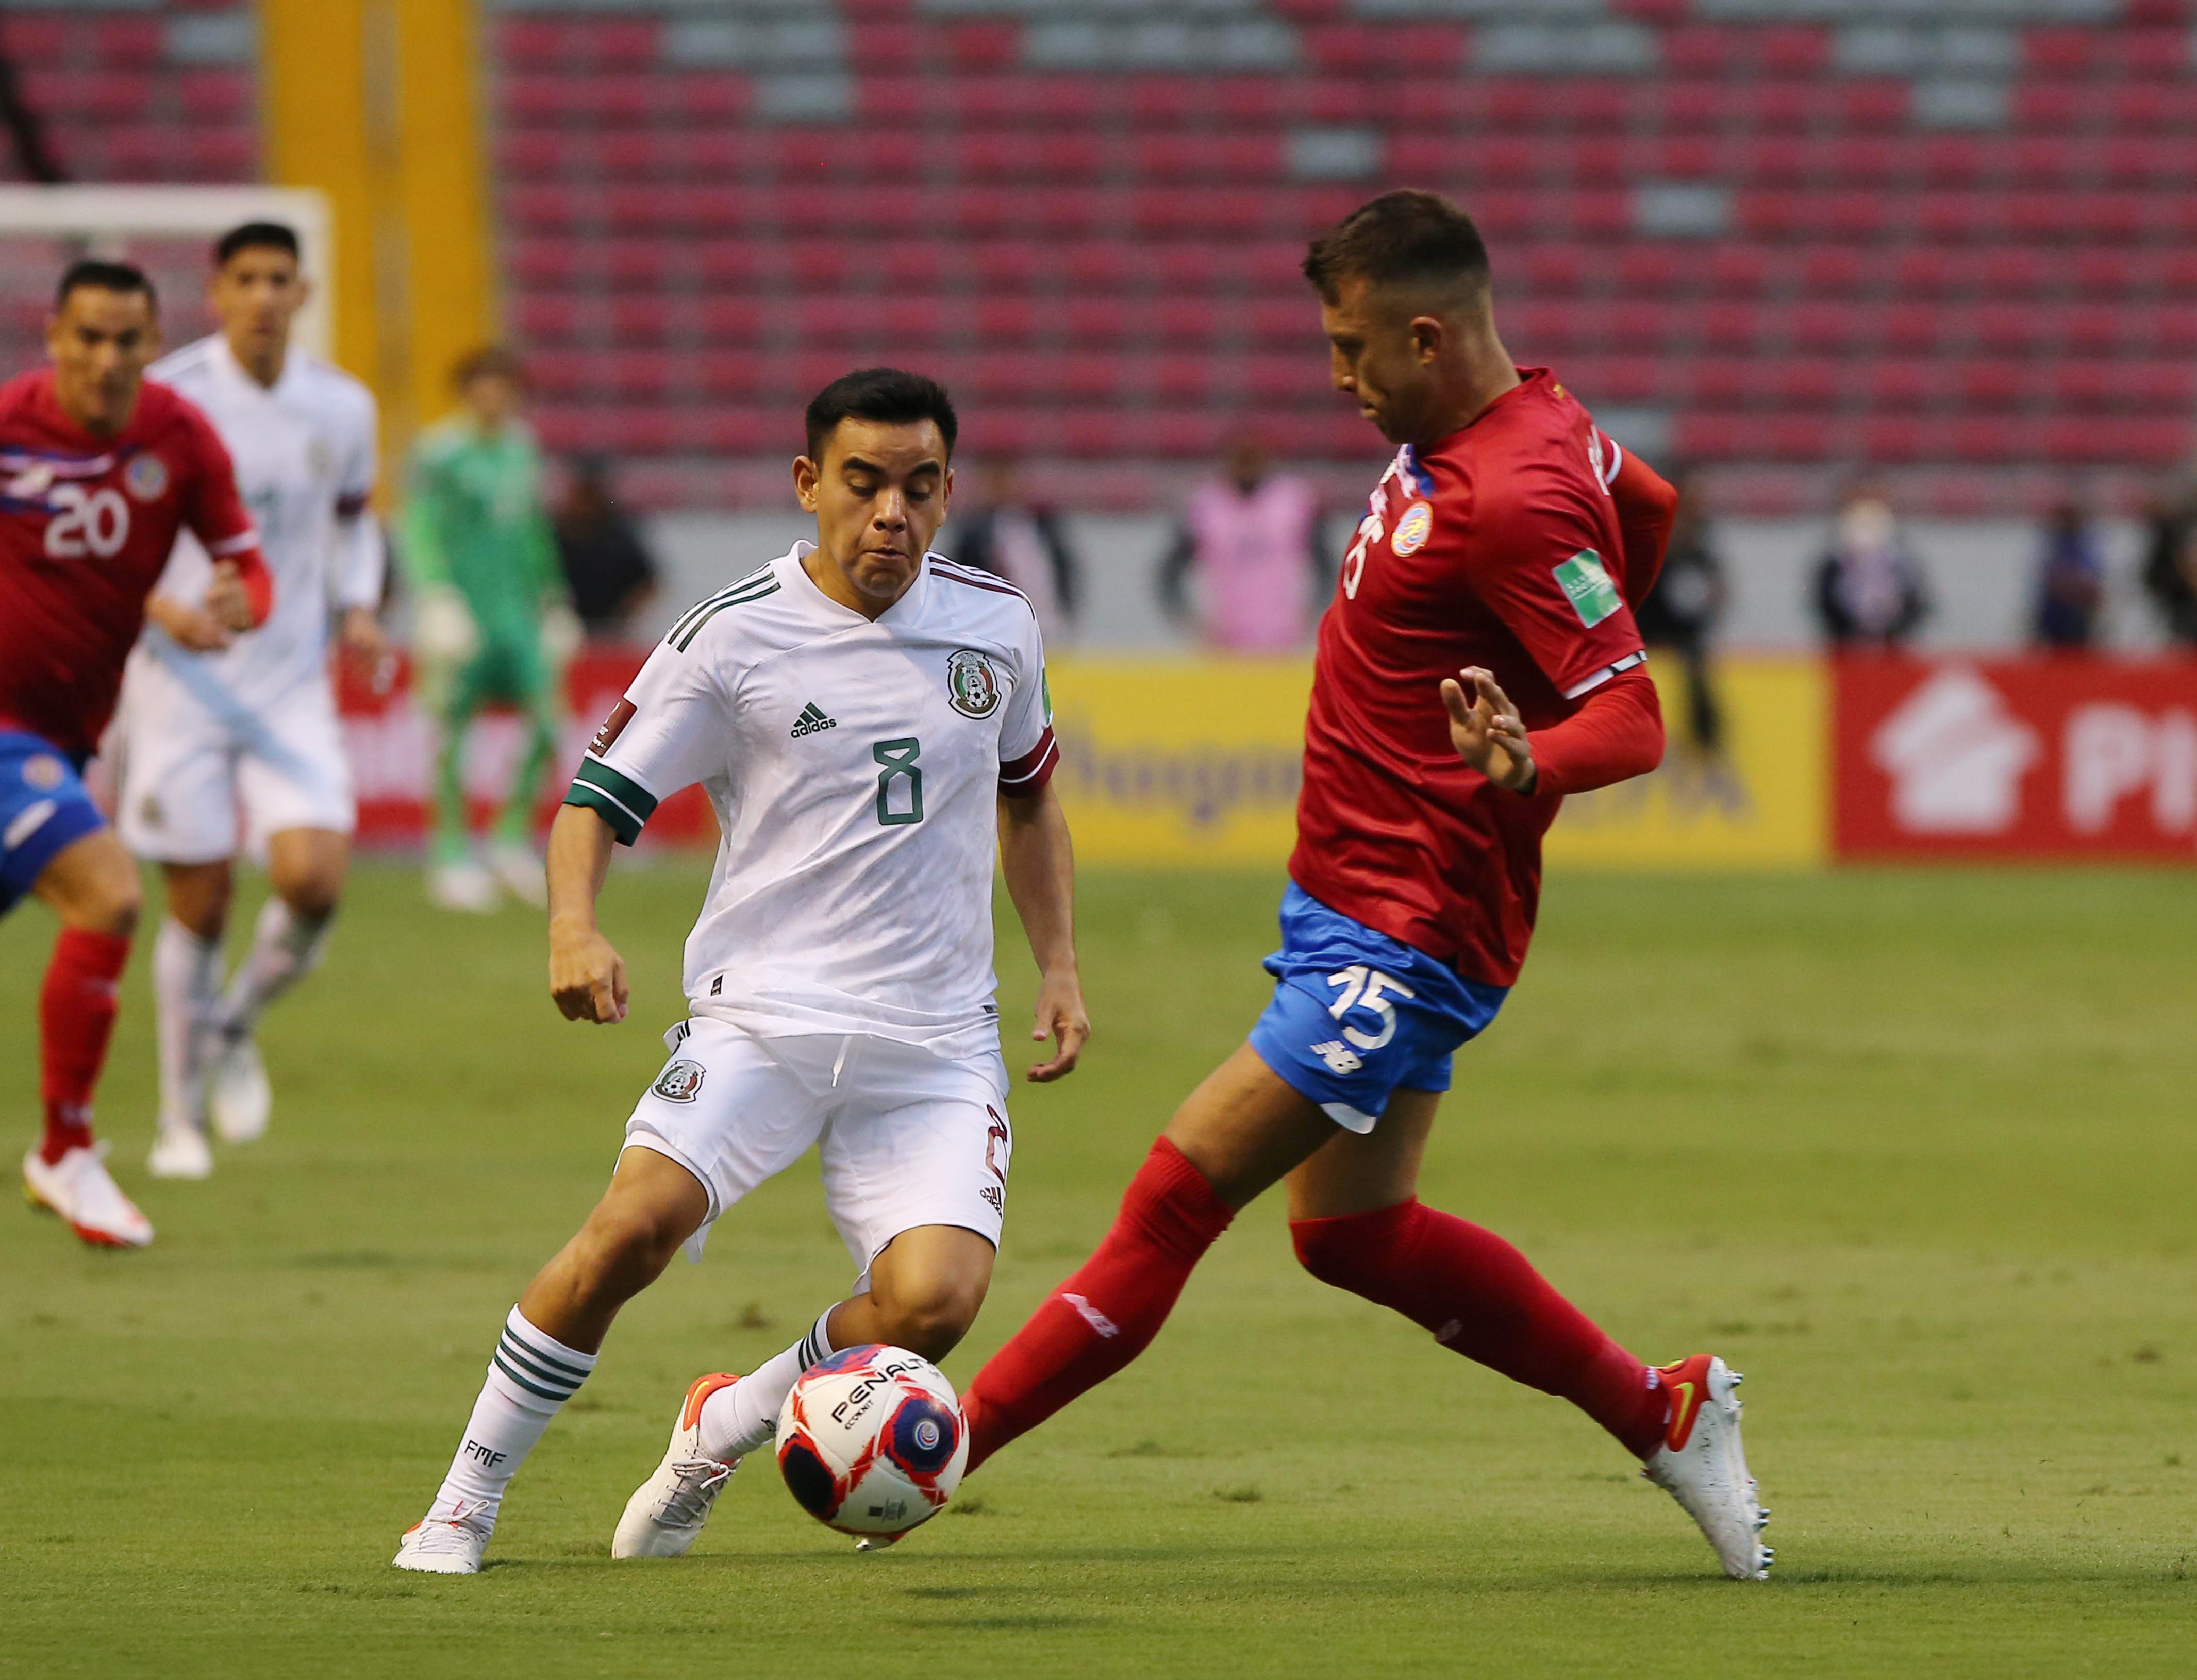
[951,192,1772,1579]
[2,260,270,1248]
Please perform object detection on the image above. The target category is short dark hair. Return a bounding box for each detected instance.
[56,258,157,311]
[1302,189,1490,305]
[452,344,527,390]
[214,221,300,267]
[804,367,957,464]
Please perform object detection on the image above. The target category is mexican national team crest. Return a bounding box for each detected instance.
[1391,500,1433,557]
[945,648,1001,718]
[652,1060,705,1102]
[124,453,169,503]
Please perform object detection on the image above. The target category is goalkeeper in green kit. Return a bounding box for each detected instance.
[401,347,579,912]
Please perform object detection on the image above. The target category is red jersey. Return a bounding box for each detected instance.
[1289,369,1672,987]
[0,369,262,758]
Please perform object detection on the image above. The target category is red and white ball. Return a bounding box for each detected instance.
[775,1344,969,1538]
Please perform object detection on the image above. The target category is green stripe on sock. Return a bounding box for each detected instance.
[498,1334,587,1390]
[491,1352,570,1405]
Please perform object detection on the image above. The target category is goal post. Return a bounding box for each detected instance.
[0,184,336,363]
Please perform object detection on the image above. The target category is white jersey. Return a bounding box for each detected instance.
[570,544,1059,1060]
[137,335,380,710]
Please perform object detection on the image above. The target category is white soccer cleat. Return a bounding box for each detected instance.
[146,1122,214,1180]
[392,1505,493,1574]
[486,842,547,909]
[23,1143,154,1248]
[1641,1354,1772,1581]
[426,859,500,914]
[206,1028,271,1144]
[612,1372,742,1560]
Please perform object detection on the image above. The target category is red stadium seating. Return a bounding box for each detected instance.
[476,6,2197,506]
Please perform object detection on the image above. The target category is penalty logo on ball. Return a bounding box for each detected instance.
[776,1343,970,1538]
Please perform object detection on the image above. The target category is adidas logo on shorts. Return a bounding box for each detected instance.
[790,702,837,738]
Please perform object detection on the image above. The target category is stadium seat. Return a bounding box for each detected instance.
[468,4,2195,511]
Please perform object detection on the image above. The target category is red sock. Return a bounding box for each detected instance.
[39,928,131,1165]
[1291,1199,1668,1458]
[964,1137,1234,1471]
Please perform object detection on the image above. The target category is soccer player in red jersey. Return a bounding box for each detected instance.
[2,260,271,1248]
[952,192,1771,1578]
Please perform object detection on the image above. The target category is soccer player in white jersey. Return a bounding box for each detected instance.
[393,369,1087,1574]
[114,222,384,1180]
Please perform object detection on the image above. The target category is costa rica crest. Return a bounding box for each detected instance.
[652,1059,705,1102]
[945,648,1002,718]
[1390,500,1433,557]
[125,452,169,503]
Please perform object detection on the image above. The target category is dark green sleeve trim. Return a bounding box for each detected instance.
[563,783,644,846]
[574,756,659,820]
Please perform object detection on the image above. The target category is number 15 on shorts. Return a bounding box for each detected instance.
[1326,964,1414,1052]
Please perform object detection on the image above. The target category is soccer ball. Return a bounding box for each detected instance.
[775,1344,969,1538]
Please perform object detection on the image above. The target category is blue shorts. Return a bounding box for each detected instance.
[1247,883,1508,1134]
[1,730,105,917]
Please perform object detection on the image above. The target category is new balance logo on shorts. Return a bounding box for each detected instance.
[790,702,837,738]
[1310,1040,1363,1074]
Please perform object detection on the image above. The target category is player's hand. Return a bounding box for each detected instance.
[146,593,236,652]
[204,561,256,633]
[1025,965,1089,1083]
[339,606,390,669]
[550,919,629,1024]
[1441,666,1536,793]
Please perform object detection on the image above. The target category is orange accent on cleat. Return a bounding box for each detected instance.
[1653,1353,1717,1454]
[677,1371,742,1433]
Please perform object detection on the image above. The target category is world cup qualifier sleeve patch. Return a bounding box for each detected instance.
[590,699,637,757]
[1554,550,1623,628]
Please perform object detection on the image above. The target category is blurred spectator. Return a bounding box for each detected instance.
[1635,468,1731,772]
[1158,432,1326,652]
[947,460,1078,642]
[2140,476,2197,649]
[1812,488,1929,648]
[553,455,658,640]
[2030,498,2106,651]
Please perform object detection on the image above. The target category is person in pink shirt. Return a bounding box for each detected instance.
[1158,431,1327,652]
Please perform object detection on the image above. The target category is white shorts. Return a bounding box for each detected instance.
[115,662,355,863]
[622,1016,1013,1282]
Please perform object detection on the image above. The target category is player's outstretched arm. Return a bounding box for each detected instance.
[1443,664,1666,799]
[998,783,1088,1083]
[546,804,630,1024]
[1442,666,1537,792]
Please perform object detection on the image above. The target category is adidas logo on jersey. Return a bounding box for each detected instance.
[790,702,837,738]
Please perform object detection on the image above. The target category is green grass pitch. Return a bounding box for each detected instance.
[4,862,2195,1678]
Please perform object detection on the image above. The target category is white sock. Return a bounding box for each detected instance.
[218,897,332,1031]
[151,918,221,1130]
[426,1307,598,1530]
[699,1308,836,1463]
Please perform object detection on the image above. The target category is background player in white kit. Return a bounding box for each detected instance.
[394,369,1087,1574]
[115,223,384,1179]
